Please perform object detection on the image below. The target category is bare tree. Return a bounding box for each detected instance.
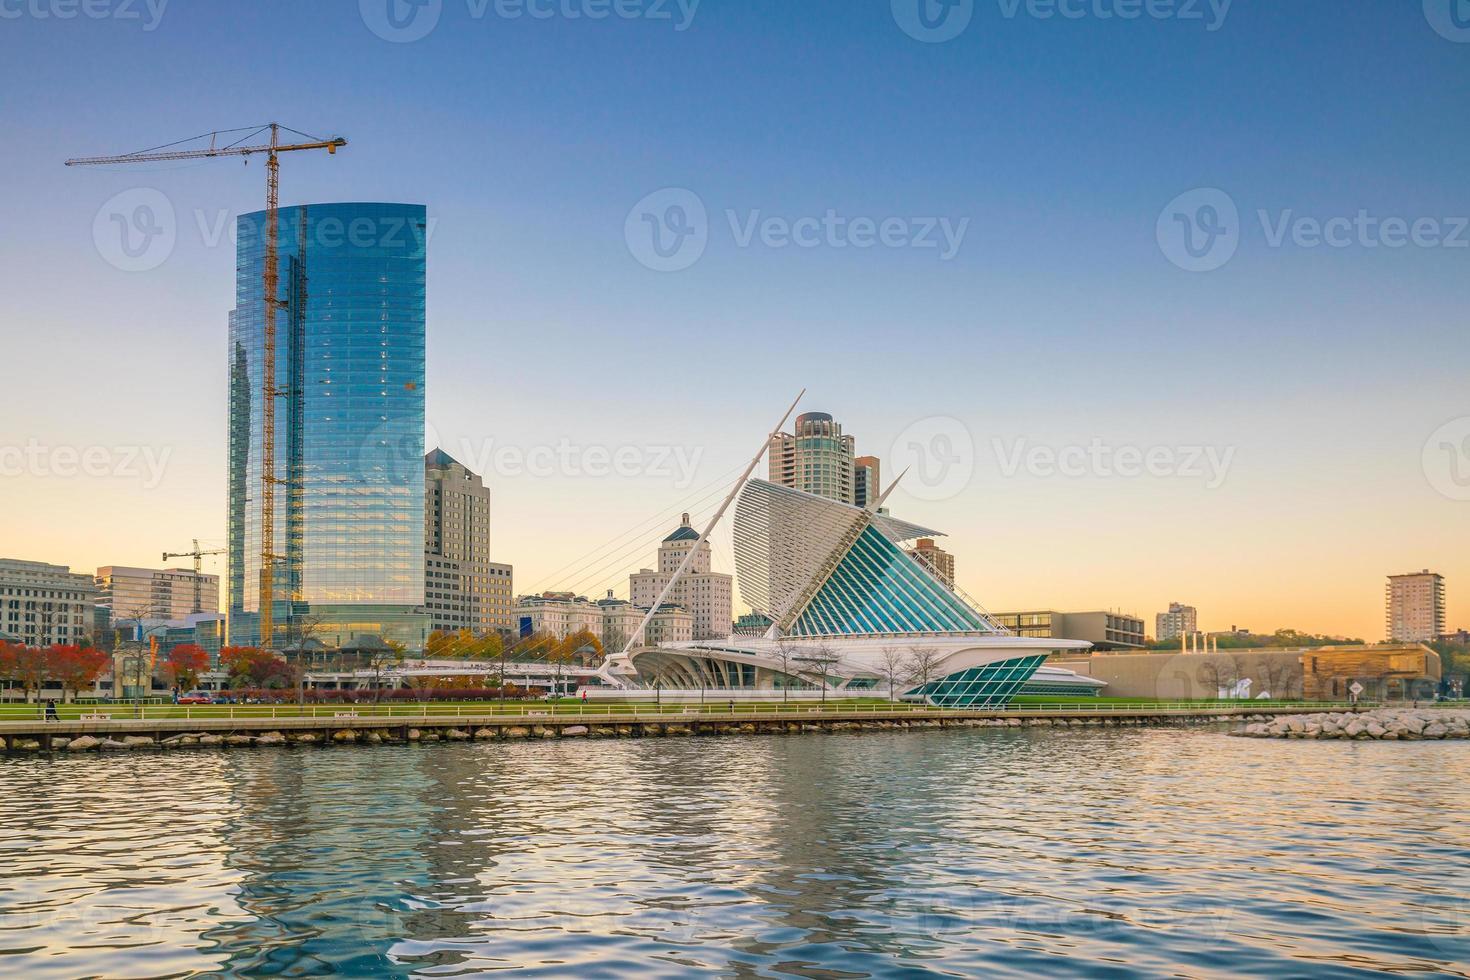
[794,643,843,705]
[1196,657,1239,699]
[904,646,943,701]
[773,639,798,703]
[1258,657,1298,700]
[878,645,907,703]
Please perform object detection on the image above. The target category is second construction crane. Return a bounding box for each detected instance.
[68,123,347,646]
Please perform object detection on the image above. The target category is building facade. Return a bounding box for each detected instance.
[94,566,220,621]
[853,455,881,509]
[1155,602,1199,643]
[227,202,429,650]
[991,610,1146,651]
[768,411,857,504]
[424,449,514,634]
[0,559,96,647]
[628,513,733,641]
[905,538,955,587]
[1386,570,1445,642]
[515,591,693,648]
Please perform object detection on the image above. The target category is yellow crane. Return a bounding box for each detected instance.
[68,124,347,647]
[161,539,227,615]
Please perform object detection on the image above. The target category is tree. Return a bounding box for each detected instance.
[0,642,28,701]
[163,644,211,690]
[772,639,798,703]
[877,645,907,703]
[221,647,296,689]
[48,645,111,702]
[366,644,405,704]
[794,644,843,704]
[1196,657,1240,698]
[904,647,943,700]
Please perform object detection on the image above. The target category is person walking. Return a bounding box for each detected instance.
[43,698,60,722]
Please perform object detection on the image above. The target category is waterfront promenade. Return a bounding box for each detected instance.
[0,700,1376,751]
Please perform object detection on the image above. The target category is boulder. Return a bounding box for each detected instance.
[12,738,42,752]
[445,729,470,741]
[66,735,99,752]
[333,730,358,743]
[473,728,495,740]
[502,726,530,738]
[290,732,319,745]
[225,735,256,747]
[362,731,383,744]
[198,734,224,747]
[122,736,156,748]
[99,739,132,750]
[406,728,422,741]
[561,726,589,737]
[256,733,287,746]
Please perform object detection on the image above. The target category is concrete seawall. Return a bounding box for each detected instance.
[0,705,1367,753]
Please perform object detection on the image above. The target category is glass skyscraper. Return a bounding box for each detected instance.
[227,203,429,649]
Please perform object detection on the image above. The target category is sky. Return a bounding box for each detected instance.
[1,0,1467,641]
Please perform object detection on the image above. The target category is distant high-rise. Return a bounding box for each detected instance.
[95,566,220,620]
[906,538,955,587]
[227,203,429,649]
[424,448,514,635]
[1155,602,1198,643]
[768,411,857,504]
[1386,570,1445,642]
[629,513,733,641]
[853,455,881,509]
[0,559,95,647]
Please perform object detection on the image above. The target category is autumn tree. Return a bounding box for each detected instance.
[221,647,296,689]
[162,644,211,690]
[48,645,111,702]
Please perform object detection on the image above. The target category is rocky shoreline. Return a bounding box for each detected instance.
[1,712,1239,753]
[1234,708,1470,741]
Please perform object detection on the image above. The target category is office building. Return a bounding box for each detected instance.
[1386,570,1446,642]
[227,202,429,649]
[0,559,96,647]
[991,610,1147,651]
[768,411,858,504]
[94,566,220,620]
[514,591,693,647]
[906,538,955,587]
[1155,602,1199,643]
[628,513,733,640]
[853,455,881,509]
[424,449,514,634]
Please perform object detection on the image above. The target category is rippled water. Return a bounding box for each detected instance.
[1,726,1467,978]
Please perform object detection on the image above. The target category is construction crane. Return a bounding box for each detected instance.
[162,540,226,615]
[68,124,347,647]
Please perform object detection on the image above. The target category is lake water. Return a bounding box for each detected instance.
[0,726,1466,978]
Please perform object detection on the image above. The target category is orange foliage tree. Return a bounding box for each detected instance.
[163,644,211,689]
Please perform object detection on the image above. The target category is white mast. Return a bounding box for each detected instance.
[616,389,805,659]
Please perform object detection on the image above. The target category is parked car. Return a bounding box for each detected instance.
[178,691,213,705]
[211,695,238,705]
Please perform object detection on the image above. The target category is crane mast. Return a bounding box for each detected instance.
[67,124,346,648]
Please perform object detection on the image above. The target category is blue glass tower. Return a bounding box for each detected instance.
[227,203,429,649]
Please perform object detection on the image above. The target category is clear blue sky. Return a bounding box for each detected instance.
[3,0,1468,639]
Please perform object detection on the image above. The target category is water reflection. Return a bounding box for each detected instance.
[0,728,1466,978]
